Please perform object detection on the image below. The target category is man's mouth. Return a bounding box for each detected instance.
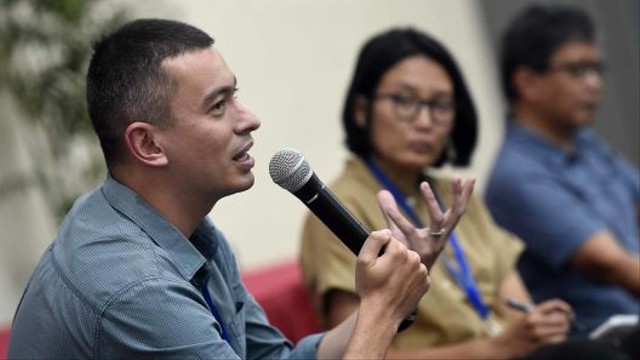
[233,152,251,161]
[233,141,254,162]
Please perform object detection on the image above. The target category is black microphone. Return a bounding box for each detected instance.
[269,148,416,331]
[269,148,368,256]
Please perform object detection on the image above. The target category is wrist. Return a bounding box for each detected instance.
[488,333,518,360]
[343,307,398,360]
[357,299,400,336]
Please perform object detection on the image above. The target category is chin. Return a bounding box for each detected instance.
[413,154,440,169]
[220,175,256,198]
[241,172,256,191]
[572,114,595,129]
[237,175,256,192]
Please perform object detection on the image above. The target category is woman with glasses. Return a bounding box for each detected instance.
[298,27,576,359]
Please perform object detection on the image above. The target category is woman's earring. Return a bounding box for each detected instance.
[446,140,456,162]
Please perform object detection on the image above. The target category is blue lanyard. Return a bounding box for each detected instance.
[366,159,490,319]
[199,282,232,344]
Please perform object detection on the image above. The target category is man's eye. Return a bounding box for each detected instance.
[573,65,592,77]
[210,100,227,115]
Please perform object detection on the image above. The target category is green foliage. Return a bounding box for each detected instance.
[0,0,131,220]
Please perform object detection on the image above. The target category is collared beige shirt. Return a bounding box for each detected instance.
[300,156,523,348]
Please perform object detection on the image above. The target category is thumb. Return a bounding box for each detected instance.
[359,229,392,264]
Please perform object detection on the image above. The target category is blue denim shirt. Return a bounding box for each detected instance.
[8,176,323,359]
[486,123,640,336]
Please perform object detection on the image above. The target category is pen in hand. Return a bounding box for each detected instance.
[506,298,533,313]
[505,298,587,333]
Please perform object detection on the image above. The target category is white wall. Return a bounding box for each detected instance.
[127,0,505,270]
[0,94,57,325]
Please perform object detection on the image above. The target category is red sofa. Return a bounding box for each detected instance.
[242,260,322,343]
[0,325,10,360]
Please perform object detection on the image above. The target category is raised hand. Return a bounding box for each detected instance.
[376,176,475,268]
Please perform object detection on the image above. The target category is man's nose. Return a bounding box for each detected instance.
[235,102,261,132]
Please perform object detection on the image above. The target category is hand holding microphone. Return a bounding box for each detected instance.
[269,148,422,331]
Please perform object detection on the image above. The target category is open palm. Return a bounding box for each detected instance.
[376,176,475,268]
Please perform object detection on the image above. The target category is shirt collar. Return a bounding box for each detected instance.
[348,155,434,193]
[101,175,212,282]
[507,122,591,166]
[346,156,380,190]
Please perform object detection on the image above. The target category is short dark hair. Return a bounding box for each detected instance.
[500,4,596,103]
[342,27,477,167]
[86,19,214,165]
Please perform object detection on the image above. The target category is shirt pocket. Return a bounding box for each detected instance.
[226,300,246,353]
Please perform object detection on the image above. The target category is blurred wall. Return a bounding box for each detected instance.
[0,94,57,325]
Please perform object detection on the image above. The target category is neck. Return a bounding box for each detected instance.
[513,103,576,150]
[111,167,215,238]
[368,156,423,196]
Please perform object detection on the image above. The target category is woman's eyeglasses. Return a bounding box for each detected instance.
[374,93,455,126]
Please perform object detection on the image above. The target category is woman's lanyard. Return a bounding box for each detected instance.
[366,159,490,320]
[200,281,232,344]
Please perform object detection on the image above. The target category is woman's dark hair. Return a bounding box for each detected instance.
[500,4,595,104]
[342,27,478,167]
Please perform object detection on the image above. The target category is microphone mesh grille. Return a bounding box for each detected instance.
[269,148,313,192]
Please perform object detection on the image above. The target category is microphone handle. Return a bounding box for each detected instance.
[294,174,416,332]
[295,174,368,256]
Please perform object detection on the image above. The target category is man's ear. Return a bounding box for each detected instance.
[513,66,542,102]
[353,95,369,129]
[123,122,168,167]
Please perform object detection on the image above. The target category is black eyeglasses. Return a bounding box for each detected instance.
[547,61,605,80]
[374,93,455,126]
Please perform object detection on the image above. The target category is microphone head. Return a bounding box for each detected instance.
[269,148,314,192]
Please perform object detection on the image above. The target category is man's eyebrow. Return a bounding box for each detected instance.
[201,76,238,108]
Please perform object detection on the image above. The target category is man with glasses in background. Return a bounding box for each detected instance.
[485,3,639,347]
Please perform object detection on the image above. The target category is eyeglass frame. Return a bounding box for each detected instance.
[373,92,456,126]
[544,61,605,80]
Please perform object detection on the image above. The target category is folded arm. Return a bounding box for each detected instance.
[570,230,640,296]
